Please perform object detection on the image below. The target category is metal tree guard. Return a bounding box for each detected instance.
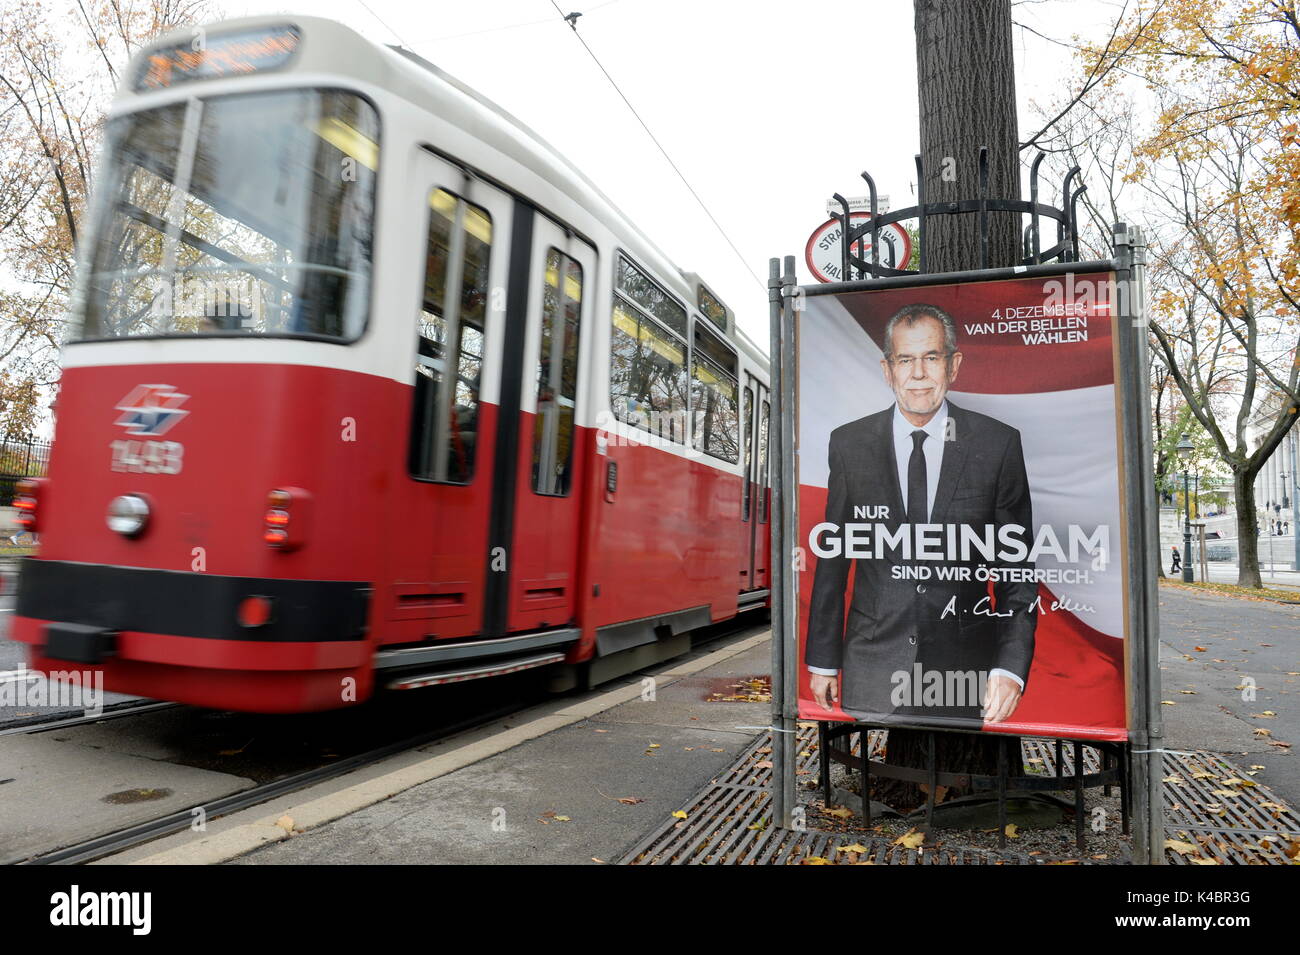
[830,147,1086,280]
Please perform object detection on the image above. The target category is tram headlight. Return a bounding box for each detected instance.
[107,494,150,538]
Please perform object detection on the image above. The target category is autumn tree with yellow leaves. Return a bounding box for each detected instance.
[0,0,210,436]
[1037,0,1300,588]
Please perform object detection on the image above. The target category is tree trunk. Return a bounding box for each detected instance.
[1234,466,1263,588]
[879,0,1026,809]
[914,0,1022,274]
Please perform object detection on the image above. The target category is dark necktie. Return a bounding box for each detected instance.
[907,430,928,525]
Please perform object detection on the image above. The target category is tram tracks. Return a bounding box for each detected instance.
[12,697,532,866]
[5,615,769,865]
[0,699,179,739]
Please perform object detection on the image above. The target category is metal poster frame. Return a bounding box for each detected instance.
[767,223,1162,864]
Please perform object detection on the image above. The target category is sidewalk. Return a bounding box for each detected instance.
[1201,563,1300,587]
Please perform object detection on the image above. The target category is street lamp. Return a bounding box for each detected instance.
[1291,436,1300,571]
[1176,433,1195,582]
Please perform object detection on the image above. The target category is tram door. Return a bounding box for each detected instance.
[504,218,597,633]
[396,150,516,641]
[756,383,771,590]
[742,376,771,592]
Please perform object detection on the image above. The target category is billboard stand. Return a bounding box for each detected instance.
[768,255,799,830]
[1113,221,1163,864]
[817,722,1129,850]
[770,227,1161,862]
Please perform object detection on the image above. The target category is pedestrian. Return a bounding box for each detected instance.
[1170,546,1181,574]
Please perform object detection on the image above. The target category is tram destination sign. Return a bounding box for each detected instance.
[134,24,301,92]
[795,270,1129,740]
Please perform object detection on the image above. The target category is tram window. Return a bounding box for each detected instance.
[742,386,754,521]
[698,286,728,334]
[532,249,583,496]
[408,188,492,484]
[78,89,378,341]
[690,323,739,464]
[615,255,687,338]
[758,399,771,523]
[609,256,688,443]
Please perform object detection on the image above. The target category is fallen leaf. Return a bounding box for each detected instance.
[1165,839,1199,856]
[838,843,869,853]
[802,855,832,865]
[616,796,643,805]
[894,828,926,849]
[825,805,854,820]
[671,810,688,819]
[275,814,295,832]
[1005,823,1019,839]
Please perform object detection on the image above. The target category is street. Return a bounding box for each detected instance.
[1157,585,1299,808]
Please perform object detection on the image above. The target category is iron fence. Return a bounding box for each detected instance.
[0,436,51,506]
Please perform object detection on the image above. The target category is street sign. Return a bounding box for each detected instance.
[804,213,912,283]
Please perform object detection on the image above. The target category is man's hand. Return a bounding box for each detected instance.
[810,672,840,709]
[982,674,1022,724]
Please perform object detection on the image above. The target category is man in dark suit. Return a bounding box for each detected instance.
[806,303,1037,725]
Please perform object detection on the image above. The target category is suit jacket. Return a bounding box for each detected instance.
[806,401,1037,721]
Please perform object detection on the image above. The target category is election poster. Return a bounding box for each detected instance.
[796,271,1128,740]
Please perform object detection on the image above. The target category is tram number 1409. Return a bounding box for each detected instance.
[110,439,184,475]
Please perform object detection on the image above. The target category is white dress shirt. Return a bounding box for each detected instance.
[808,400,1024,693]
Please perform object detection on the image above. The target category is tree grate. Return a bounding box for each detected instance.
[619,725,1298,865]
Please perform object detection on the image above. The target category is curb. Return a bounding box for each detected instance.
[1158,578,1300,606]
[129,630,772,865]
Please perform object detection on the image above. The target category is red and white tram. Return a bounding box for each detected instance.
[12,16,772,712]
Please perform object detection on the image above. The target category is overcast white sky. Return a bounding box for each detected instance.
[220,0,1127,346]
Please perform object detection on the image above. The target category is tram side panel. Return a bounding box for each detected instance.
[15,359,400,712]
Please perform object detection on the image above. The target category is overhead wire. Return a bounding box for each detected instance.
[543,1,765,289]
[349,0,763,289]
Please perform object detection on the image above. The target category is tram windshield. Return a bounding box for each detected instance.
[77,88,378,342]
